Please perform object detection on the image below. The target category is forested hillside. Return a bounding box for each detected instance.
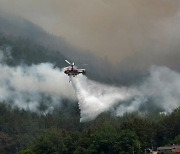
[0,11,120,85]
[0,102,179,153]
[0,11,179,154]
[1,11,148,87]
[0,37,66,67]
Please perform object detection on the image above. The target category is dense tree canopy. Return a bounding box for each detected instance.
[0,28,179,154]
[0,14,179,154]
[0,101,178,154]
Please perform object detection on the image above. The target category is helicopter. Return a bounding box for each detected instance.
[64,60,86,81]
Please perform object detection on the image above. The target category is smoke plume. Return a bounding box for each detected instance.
[72,66,180,121]
[1,0,180,65]
[0,51,76,113]
[0,49,180,121]
[72,76,138,122]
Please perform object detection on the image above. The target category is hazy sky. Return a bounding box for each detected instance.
[1,0,180,64]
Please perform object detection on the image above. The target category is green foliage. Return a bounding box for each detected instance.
[120,117,156,149]
[0,12,179,154]
[22,129,78,154]
[20,148,34,154]
[112,130,141,153]
[174,135,180,144]
[0,103,179,154]
[156,107,180,146]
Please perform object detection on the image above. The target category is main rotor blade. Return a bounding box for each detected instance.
[65,60,71,65]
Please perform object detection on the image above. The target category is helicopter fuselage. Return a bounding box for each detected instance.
[64,66,86,77]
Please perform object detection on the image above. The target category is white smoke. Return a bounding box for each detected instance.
[72,66,180,122]
[72,75,139,122]
[139,66,180,112]
[0,51,76,113]
[0,48,180,121]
